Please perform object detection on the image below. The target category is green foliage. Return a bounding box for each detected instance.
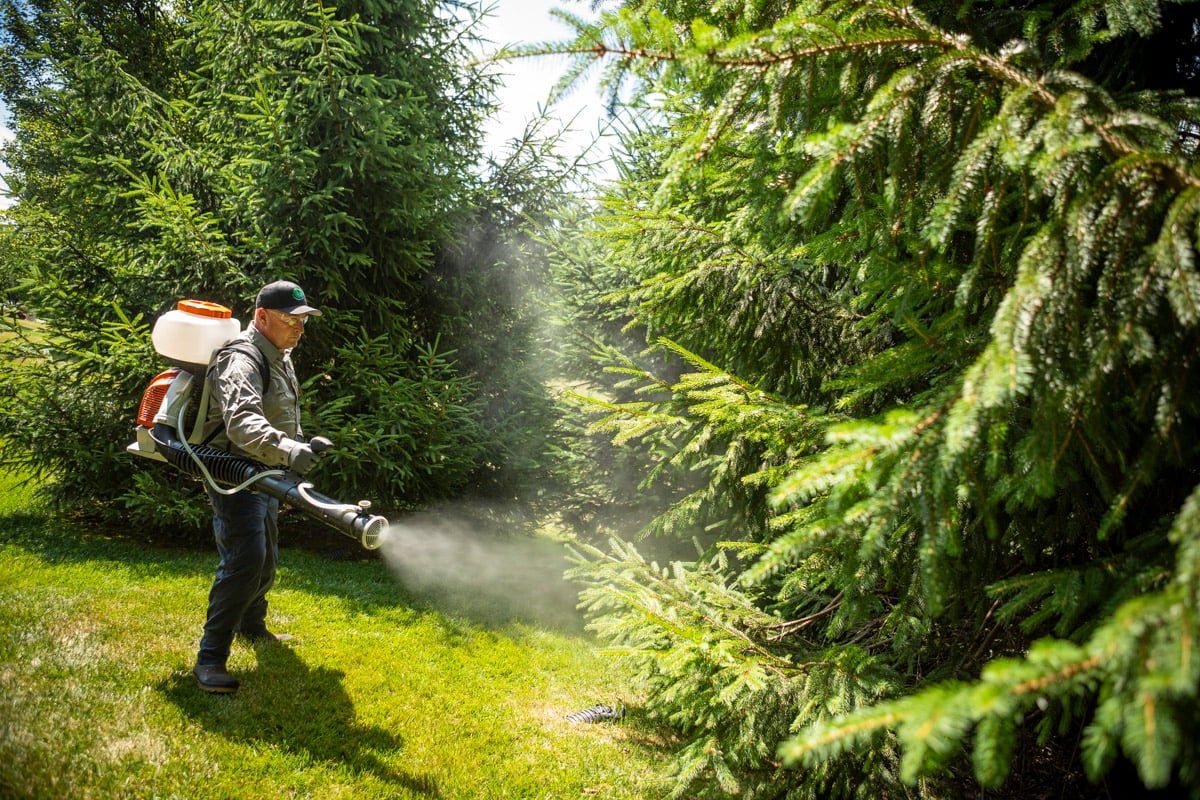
[548,0,1200,796]
[570,535,902,799]
[0,0,562,529]
[117,469,212,533]
[0,305,158,499]
[308,336,487,504]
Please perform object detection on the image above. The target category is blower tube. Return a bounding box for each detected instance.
[150,424,386,550]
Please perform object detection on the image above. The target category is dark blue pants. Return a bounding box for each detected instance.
[196,487,280,667]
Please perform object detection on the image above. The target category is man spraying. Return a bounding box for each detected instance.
[192,280,330,694]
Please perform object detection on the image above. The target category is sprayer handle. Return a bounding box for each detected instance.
[310,436,334,456]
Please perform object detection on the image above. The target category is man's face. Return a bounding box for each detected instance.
[257,307,309,351]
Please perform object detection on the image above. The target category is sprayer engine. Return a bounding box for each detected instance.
[127,299,387,550]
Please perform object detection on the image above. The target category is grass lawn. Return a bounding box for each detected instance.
[0,474,671,799]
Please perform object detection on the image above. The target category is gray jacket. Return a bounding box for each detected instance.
[201,325,303,468]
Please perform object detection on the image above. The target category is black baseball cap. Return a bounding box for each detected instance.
[255,280,322,316]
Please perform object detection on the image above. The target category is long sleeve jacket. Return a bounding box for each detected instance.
[200,325,303,468]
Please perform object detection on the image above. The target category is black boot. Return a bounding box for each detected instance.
[193,663,239,693]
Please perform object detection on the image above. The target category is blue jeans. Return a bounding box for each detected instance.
[196,487,280,666]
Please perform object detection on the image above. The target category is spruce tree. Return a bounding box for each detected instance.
[0,0,559,528]
[547,0,1200,796]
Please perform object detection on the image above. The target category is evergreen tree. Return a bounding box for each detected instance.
[0,0,559,530]
[547,0,1200,796]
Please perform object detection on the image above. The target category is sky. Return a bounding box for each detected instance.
[473,0,617,174]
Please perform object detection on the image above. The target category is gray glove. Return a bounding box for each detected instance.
[288,437,332,474]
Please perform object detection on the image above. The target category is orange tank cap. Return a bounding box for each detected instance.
[177,299,233,319]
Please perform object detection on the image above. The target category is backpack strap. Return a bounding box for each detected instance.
[216,339,271,390]
[199,339,271,446]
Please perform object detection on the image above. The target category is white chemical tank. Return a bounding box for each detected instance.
[151,299,241,369]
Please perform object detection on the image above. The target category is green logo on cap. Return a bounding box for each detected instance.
[292,288,305,301]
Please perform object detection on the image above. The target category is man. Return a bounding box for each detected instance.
[192,279,330,694]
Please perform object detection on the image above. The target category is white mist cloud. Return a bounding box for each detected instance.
[380,509,583,629]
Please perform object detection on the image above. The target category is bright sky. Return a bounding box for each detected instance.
[474,0,616,175]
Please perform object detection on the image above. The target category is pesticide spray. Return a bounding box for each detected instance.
[377,510,624,720]
[378,508,583,629]
[127,299,387,549]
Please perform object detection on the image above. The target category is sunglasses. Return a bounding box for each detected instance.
[269,309,308,328]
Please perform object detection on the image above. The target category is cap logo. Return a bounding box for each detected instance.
[292,288,305,301]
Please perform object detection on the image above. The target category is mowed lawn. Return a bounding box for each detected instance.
[0,475,670,799]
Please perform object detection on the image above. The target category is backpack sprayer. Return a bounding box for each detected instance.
[126,299,387,550]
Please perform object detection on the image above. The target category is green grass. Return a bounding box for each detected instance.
[0,474,671,799]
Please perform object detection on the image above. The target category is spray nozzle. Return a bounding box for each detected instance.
[358,514,388,550]
[291,481,387,550]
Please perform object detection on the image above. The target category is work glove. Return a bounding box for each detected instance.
[289,436,332,475]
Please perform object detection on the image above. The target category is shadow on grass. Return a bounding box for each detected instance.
[0,503,211,575]
[159,641,438,796]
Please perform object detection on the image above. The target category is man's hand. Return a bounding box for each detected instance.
[288,436,334,474]
[288,444,317,474]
